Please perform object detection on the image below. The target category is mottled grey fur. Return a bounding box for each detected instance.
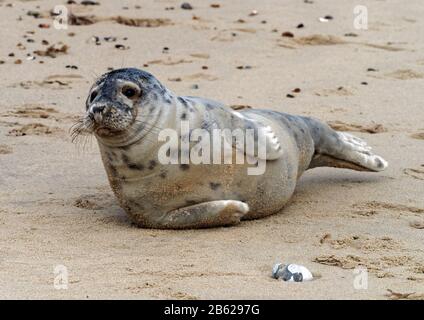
[77,68,388,229]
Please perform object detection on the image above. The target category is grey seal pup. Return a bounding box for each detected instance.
[72,68,388,229]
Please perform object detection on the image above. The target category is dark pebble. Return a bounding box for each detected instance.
[181,2,193,10]
[282,31,294,38]
[81,0,99,5]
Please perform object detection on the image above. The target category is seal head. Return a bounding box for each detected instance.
[73,68,169,146]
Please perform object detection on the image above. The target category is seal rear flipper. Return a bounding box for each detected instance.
[303,117,388,172]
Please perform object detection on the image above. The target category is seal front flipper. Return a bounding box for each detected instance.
[141,200,249,229]
[231,111,284,160]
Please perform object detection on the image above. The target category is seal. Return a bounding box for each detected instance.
[72,68,388,229]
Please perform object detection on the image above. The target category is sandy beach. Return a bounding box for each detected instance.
[0,0,423,299]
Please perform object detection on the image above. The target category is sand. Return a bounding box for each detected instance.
[0,0,423,299]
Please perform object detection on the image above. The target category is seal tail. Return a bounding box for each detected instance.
[303,117,388,172]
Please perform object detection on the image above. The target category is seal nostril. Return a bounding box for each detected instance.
[91,105,105,114]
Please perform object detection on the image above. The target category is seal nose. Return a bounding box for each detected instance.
[90,105,105,114]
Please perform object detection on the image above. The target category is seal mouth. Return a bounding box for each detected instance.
[94,125,126,137]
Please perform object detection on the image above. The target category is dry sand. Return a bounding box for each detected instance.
[0,0,423,299]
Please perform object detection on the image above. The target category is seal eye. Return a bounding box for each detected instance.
[122,87,137,99]
[89,90,98,103]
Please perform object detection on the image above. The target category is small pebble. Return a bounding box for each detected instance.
[296,23,304,28]
[104,36,117,42]
[286,94,295,98]
[181,2,193,10]
[14,59,22,64]
[66,65,78,69]
[292,88,301,93]
[27,11,40,18]
[319,15,333,22]
[81,0,99,5]
[361,82,368,85]
[236,65,252,70]
[210,4,220,8]
[367,68,378,72]
[115,44,127,50]
[202,66,208,70]
[38,23,50,29]
[282,31,294,38]
[8,53,15,57]
[249,10,258,16]
[191,84,199,89]
[344,32,358,37]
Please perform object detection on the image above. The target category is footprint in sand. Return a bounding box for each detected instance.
[319,234,401,251]
[313,254,413,273]
[411,132,424,140]
[147,58,193,66]
[13,74,84,90]
[67,13,173,27]
[73,193,116,210]
[352,201,424,216]
[327,120,386,134]
[385,69,424,80]
[277,34,405,52]
[315,87,354,97]
[409,221,424,229]
[0,145,13,155]
[403,167,424,180]
[3,105,59,120]
[210,29,238,42]
[190,53,210,59]
[7,123,62,137]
